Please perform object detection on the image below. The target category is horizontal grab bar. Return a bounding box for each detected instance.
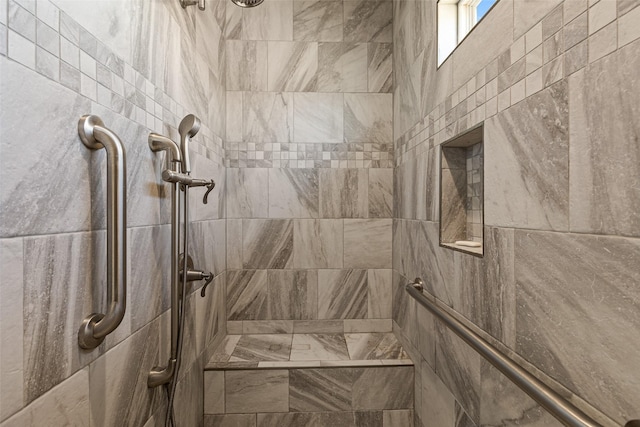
[77,115,127,350]
[405,278,622,427]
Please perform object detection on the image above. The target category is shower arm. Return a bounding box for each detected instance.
[180,0,205,10]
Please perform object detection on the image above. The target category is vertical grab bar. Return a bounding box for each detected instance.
[77,115,127,350]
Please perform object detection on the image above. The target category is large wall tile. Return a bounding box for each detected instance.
[569,40,640,237]
[316,42,368,92]
[368,168,393,218]
[485,81,569,231]
[418,359,455,427]
[318,269,368,319]
[226,40,268,91]
[368,269,392,319]
[227,269,268,320]
[514,230,640,422]
[243,91,293,143]
[0,57,91,237]
[242,219,294,268]
[479,361,561,426]
[344,93,393,143]
[242,0,293,41]
[344,219,392,268]
[227,168,269,218]
[225,370,289,413]
[343,0,392,43]
[267,269,318,320]
[23,232,111,404]
[293,0,343,42]
[293,92,343,143]
[89,321,162,427]
[289,368,353,412]
[268,169,319,218]
[294,219,343,268]
[320,169,368,218]
[268,41,318,92]
[0,238,24,421]
[129,226,170,333]
[0,368,89,427]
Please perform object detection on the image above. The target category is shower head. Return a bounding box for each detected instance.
[178,114,201,175]
[231,0,263,8]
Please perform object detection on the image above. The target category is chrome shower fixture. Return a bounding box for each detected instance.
[178,114,201,175]
[180,0,205,10]
[231,0,264,8]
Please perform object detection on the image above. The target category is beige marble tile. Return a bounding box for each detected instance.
[344,219,392,268]
[419,359,455,427]
[268,169,319,218]
[514,229,640,422]
[242,220,293,269]
[293,219,343,268]
[0,238,23,421]
[204,414,256,427]
[226,168,269,218]
[383,409,413,427]
[318,269,367,319]
[267,270,318,320]
[484,81,569,231]
[226,40,268,91]
[225,370,289,413]
[242,0,293,41]
[569,40,640,237]
[290,333,350,360]
[243,91,293,143]
[293,0,343,42]
[368,168,393,218]
[243,320,295,334]
[344,93,393,143]
[0,368,89,427]
[268,41,318,92]
[367,269,392,319]
[343,0,392,43]
[320,169,368,218]
[293,92,343,142]
[204,371,225,415]
[230,334,293,361]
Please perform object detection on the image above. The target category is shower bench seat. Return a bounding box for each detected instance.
[203,332,414,427]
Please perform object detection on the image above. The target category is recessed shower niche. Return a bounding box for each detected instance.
[440,124,484,256]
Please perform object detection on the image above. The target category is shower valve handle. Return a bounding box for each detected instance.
[203,180,215,204]
[200,273,214,297]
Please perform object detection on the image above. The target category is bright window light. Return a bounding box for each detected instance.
[438,0,498,65]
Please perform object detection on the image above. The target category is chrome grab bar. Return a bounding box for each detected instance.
[405,278,627,427]
[77,115,127,350]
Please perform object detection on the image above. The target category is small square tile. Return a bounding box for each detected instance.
[8,29,35,69]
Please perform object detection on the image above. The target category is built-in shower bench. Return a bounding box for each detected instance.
[203,332,414,427]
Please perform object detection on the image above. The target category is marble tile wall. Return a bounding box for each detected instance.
[224,0,394,335]
[0,0,227,425]
[393,0,640,426]
[225,0,393,169]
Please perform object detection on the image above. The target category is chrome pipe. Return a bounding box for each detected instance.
[148,179,181,388]
[406,279,609,427]
[149,133,182,172]
[77,115,127,350]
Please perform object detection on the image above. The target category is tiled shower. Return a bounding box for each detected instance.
[1,0,639,426]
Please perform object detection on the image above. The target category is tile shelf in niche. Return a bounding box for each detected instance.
[440,124,484,257]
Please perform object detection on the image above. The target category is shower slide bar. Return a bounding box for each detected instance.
[406,278,638,427]
[77,115,127,350]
